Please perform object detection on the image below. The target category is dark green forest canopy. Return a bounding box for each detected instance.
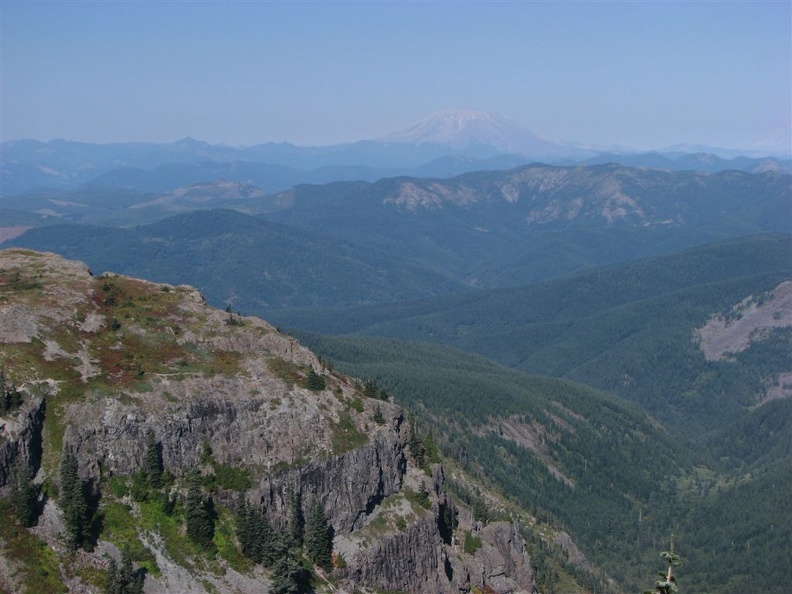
[275,234,792,435]
[293,331,792,594]
[284,235,791,593]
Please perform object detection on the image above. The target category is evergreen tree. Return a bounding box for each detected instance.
[472,496,489,525]
[143,430,164,488]
[185,473,215,550]
[267,529,292,569]
[130,573,144,594]
[408,425,425,468]
[305,501,333,572]
[106,557,120,594]
[105,545,145,594]
[236,500,276,565]
[288,487,304,547]
[253,508,275,566]
[60,449,89,550]
[438,499,458,544]
[10,461,38,527]
[270,550,304,594]
[422,431,439,464]
[129,471,150,503]
[363,379,379,399]
[644,543,683,594]
[0,368,23,414]
[372,405,385,425]
[235,500,253,557]
[304,369,326,392]
[117,546,133,594]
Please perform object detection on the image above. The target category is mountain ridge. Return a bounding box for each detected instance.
[4,109,789,197]
[0,248,567,594]
[378,109,572,156]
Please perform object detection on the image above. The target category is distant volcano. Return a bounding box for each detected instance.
[379,109,576,156]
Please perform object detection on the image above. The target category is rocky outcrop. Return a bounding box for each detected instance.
[460,522,537,594]
[339,497,536,594]
[0,249,539,594]
[254,428,407,534]
[342,507,451,592]
[0,390,45,491]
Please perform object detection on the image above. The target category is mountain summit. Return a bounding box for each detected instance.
[380,109,572,156]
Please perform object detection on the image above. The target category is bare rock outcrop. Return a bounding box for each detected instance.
[0,391,45,491]
[0,249,539,594]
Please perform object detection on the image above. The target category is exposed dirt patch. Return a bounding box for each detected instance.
[483,415,575,487]
[760,371,792,405]
[695,280,792,404]
[695,280,792,361]
[0,227,32,244]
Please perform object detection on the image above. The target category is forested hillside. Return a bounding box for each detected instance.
[8,164,791,307]
[267,234,792,593]
[291,333,792,594]
[6,210,467,308]
[4,165,790,593]
[271,234,792,435]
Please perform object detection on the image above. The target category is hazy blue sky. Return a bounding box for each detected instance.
[2,1,790,153]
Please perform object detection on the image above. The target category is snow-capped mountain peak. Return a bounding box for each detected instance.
[379,109,567,156]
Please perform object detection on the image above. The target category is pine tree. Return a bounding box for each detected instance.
[118,545,133,594]
[252,508,275,566]
[270,551,304,594]
[372,405,385,425]
[472,496,489,525]
[0,368,23,414]
[266,530,292,569]
[105,557,120,594]
[644,541,682,594]
[0,368,8,414]
[305,501,333,572]
[143,430,164,488]
[185,473,214,550]
[105,545,145,594]
[438,498,458,544]
[130,573,144,594]
[288,487,304,547]
[408,425,425,468]
[235,500,253,557]
[304,369,326,392]
[60,449,89,550]
[10,461,38,527]
[363,379,378,399]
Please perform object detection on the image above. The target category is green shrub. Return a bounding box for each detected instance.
[463,530,482,555]
[212,463,252,492]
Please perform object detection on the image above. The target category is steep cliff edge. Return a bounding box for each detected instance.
[0,249,538,594]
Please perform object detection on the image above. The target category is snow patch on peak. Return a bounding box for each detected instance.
[380,109,568,156]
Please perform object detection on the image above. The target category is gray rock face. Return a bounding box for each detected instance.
[341,508,449,592]
[254,428,408,534]
[0,391,45,491]
[459,522,537,594]
[341,501,536,594]
[0,249,539,594]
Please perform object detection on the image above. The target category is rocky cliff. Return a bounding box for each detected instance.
[0,249,538,594]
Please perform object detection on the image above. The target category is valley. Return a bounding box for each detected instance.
[1,136,790,594]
